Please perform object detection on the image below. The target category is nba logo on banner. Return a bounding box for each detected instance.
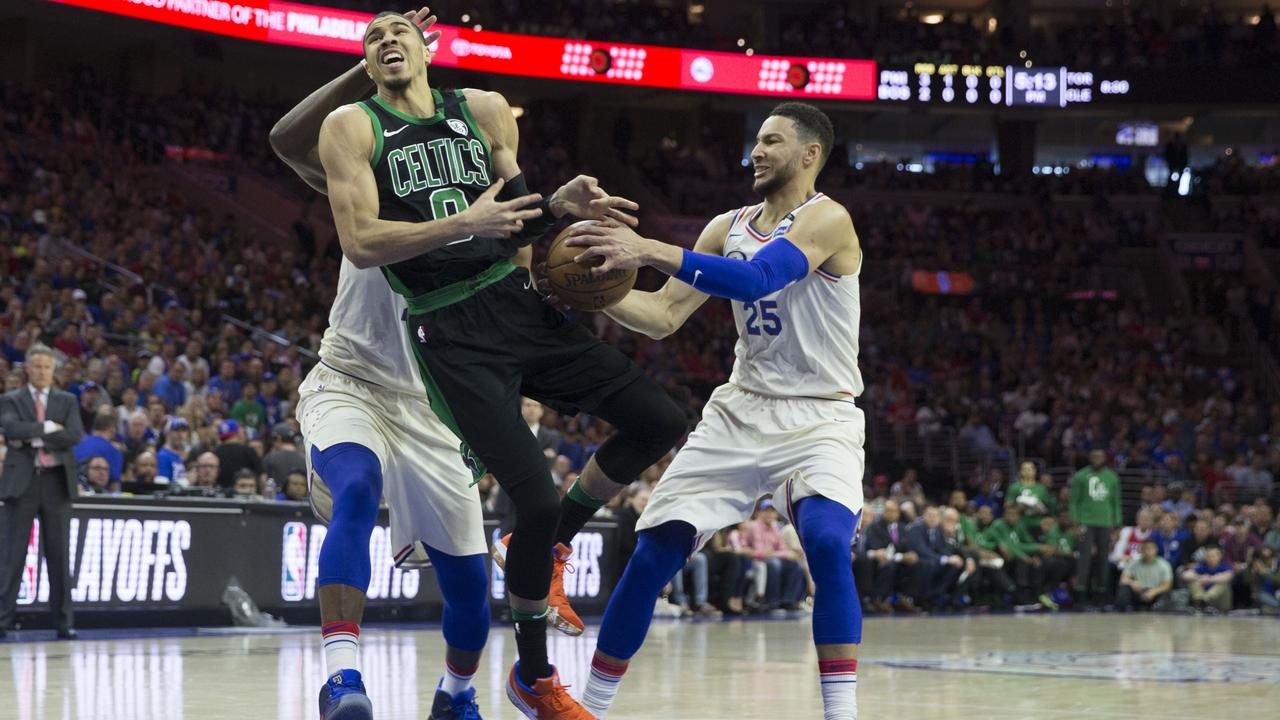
[281,522,308,601]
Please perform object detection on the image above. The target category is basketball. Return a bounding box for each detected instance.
[543,220,637,311]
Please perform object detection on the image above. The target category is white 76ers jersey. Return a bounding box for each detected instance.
[723,193,864,399]
[316,257,422,396]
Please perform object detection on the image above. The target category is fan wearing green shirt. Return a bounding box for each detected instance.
[1008,461,1053,539]
[230,381,267,435]
[1070,448,1122,606]
[985,504,1055,609]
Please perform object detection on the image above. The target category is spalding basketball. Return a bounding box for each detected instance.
[544,221,637,311]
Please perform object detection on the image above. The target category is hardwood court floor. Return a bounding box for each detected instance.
[3,613,1279,719]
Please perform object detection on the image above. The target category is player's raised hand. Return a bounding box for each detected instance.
[550,175,640,227]
[563,219,652,274]
[459,178,545,238]
[405,6,442,47]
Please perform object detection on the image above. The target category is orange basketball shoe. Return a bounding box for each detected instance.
[506,664,596,719]
[492,535,586,636]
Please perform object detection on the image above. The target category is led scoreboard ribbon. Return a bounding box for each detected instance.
[877,63,1131,107]
[49,0,876,101]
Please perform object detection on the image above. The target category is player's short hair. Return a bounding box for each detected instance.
[364,11,420,44]
[768,102,835,168]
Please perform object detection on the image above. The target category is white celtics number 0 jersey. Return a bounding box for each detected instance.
[724,193,864,400]
[316,257,422,396]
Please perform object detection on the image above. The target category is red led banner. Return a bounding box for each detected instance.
[50,0,876,101]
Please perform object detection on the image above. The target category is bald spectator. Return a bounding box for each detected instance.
[74,412,123,484]
[124,450,161,495]
[191,452,220,490]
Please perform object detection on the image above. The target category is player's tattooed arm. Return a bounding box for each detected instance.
[596,212,731,339]
[270,7,440,194]
[319,106,543,267]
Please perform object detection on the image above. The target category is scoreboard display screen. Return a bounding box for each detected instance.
[877,63,1132,107]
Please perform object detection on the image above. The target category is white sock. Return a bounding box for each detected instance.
[581,655,629,718]
[321,621,360,676]
[818,658,857,720]
[440,661,477,697]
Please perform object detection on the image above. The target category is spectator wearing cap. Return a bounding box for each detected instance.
[230,380,265,435]
[263,422,304,489]
[74,411,124,484]
[156,418,190,486]
[213,419,262,489]
[151,362,187,414]
[74,381,108,429]
[258,372,284,429]
[280,468,309,501]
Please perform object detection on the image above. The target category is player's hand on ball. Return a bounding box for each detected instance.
[460,178,545,238]
[563,219,651,274]
[550,175,639,227]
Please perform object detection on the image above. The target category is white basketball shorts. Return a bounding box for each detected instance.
[637,383,865,548]
[297,363,487,562]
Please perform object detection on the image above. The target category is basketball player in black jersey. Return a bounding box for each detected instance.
[310,10,686,718]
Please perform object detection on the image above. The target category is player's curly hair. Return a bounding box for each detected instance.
[769,102,835,169]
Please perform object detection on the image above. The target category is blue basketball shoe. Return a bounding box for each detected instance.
[428,683,484,719]
[318,669,372,720]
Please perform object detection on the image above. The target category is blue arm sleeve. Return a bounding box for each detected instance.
[673,237,809,303]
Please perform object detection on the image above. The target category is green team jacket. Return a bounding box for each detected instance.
[1007,481,1053,516]
[1069,466,1122,527]
[959,515,996,551]
[984,519,1039,559]
[1040,525,1075,553]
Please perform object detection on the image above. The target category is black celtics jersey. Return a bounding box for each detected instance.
[356,88,509,294]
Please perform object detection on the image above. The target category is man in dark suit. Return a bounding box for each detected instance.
[862,499,920,613]
[0,344,85,639]
[907,505,965,610]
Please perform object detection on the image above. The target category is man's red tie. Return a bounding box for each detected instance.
[34,391,54,468]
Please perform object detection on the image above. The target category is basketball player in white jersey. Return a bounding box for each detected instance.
[270,8,640,719]
[558,102,865,719]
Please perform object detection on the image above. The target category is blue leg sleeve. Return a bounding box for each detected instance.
[795,496,862,645]
[424,544,491,653]
[313,443,383,590]
[596,521,695,660]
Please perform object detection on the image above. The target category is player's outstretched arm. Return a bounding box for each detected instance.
[270,7,440,194]
[318,106,543,268]
[599,213,731,339]
[566,202,859,303]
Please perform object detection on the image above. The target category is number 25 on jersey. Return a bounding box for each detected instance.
[744,300,782,336]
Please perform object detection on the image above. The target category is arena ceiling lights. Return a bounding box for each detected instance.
[49,0,877,101]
